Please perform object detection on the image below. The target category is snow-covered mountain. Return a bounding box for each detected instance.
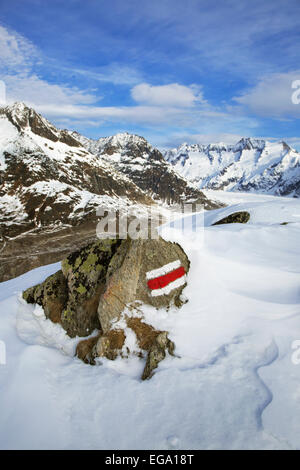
[0,103,218,281]
[0,103,155,280]
[164,138,300,197]
[71,131,217,208]
[0,103,155,236]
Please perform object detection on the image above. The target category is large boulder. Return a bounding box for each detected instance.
[98,237,189,333]
[23,238,122,337]
[60,238,121,337]
[23,235,190,379]
[212,211,250,225]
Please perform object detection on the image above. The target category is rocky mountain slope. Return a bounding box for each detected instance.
[71,131,217,208]
[0,103,218,281]
[0,103,153,280]
[164,138,300,196]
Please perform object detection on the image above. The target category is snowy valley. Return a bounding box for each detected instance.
[1,103,300,450]
[1,191,300,449]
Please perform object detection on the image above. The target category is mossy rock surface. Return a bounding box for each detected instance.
[142,331,175,380]
[212,211,250,226]
[61,238,122,301]
[23,236,189,379]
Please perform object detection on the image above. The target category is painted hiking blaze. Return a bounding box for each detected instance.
[146,260,186,297]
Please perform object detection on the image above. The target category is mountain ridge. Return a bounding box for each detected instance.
[0,103,154,280]
[163,138,300,196]
[0,102,219,281]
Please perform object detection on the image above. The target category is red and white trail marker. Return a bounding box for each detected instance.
[146,260,186,297]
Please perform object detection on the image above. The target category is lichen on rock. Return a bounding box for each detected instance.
[93,329,126,361]
[76,333,101,365]
[22,270,68,323]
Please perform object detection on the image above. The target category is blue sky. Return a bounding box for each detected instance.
[0,0,300,148]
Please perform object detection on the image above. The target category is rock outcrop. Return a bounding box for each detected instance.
[212,211,250,225]
[98,237,189,333]
[23,270,67,324]
[23,236,190,379]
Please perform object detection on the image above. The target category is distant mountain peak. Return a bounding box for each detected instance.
[163,137,300,197]
[233,137,266,152]
[0,102,81,147]
[72,130,218,208]
[97,132,151,153]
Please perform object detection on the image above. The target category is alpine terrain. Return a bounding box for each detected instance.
[0,103,216,281]
[164,138,300,196]
[71,131,217,207]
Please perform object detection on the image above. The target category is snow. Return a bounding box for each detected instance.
[0,116,19,170]
[1,192,300,449]
[0,194,26,225]
[97,132,150,152]
[164,139,300,196]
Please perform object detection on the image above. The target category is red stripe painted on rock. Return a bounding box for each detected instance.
[147,266,186,290]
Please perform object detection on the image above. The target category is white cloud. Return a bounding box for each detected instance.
[131,83,205,107]
[0,25,98,109]
[4,74,98,107]
[34,102,256,132]
[0,24,39,73]
[234,71,300,118]
[0,25,258,141]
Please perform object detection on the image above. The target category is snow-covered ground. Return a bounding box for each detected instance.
[1,191,300,449]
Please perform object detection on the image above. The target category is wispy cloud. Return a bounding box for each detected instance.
[3,74,98,107]
[63,63,143,86]
[131,83,206,107]
[0,24,39,73]
[0,1,299,150]
[0,23,257,139]
[0,24,99,108]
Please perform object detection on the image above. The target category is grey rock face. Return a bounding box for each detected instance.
[23,270,68,324]
[142,331,175,380]
[59,239,122,337]
[212,211,250,225]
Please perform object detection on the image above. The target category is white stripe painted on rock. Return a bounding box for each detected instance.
[150,275,186,297]
[146,260,181,280]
